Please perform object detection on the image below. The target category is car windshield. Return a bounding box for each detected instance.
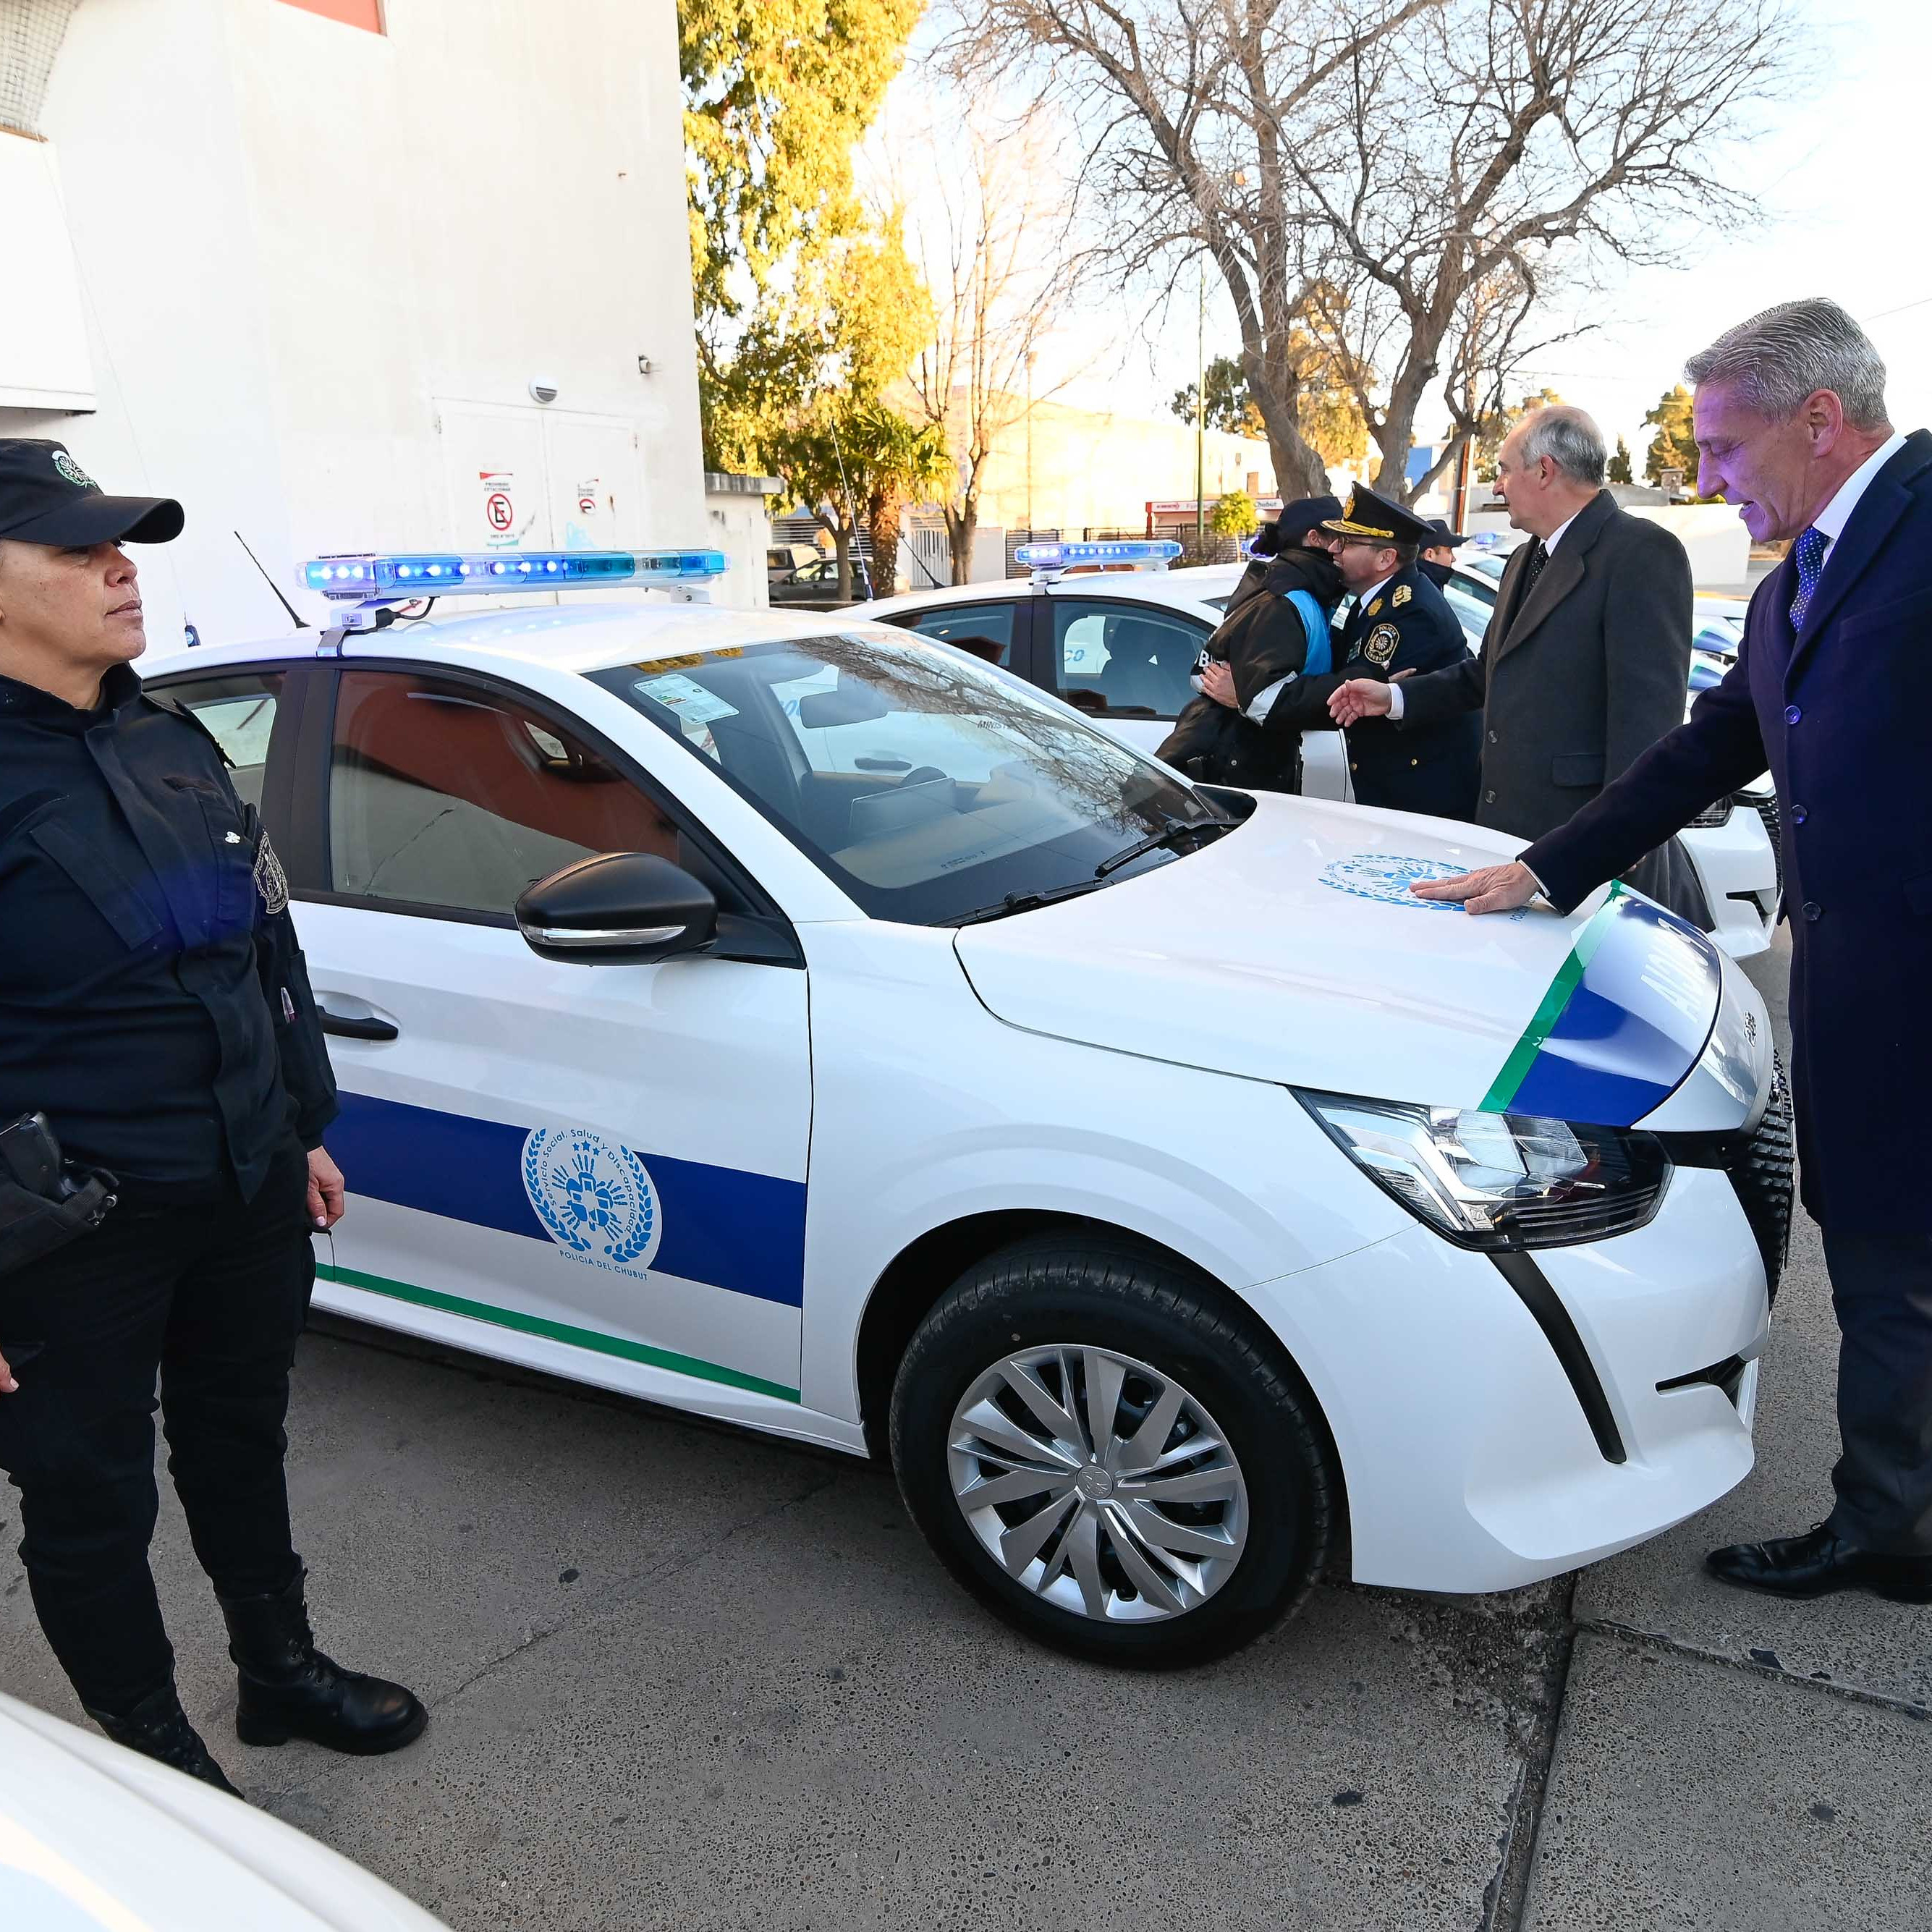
[590,632,1225,924]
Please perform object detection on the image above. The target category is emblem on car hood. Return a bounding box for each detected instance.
[1318,853,1465,910]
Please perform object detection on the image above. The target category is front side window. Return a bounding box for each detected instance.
[327,671,685,915]
[592,632,1221,925]
[1048,602,1204,719]
[891,602,1017,670]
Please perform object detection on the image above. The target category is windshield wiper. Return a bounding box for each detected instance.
[949,879,1113,927]
[1093,815,1240,879]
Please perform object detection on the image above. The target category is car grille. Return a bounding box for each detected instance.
[1660,1058,1796,1303]
[1734,1063,1795,1300]
[1739,789,1783,897]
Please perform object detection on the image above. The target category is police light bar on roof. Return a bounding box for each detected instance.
[1012,539,1182,571]
[301,549,729,601]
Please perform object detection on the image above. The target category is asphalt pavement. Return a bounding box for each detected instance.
[2,928,1927,1930]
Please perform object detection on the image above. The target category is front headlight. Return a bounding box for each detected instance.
[1295,1091,1672,1250]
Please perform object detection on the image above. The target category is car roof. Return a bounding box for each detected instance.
[854,567,1238,625]
[140,596,908,681]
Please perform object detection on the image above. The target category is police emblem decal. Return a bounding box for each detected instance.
[253,829,289,915]
[521,1127,662,1275]
[1318,853,1466,911]
[1392,585,1412,607]
[53,451,98,492]
[1364,622,1400,666]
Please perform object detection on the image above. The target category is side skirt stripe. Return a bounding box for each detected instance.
[314,1261,802,1403]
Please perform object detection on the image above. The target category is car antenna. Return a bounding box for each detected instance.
[235,530,309,630]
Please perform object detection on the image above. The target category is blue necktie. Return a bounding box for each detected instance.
[1788,525,1827,630]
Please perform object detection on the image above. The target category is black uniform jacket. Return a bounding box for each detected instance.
[1525,430,1932,1231]
[1393,491,1702,915]
[0,664,336,1200]
[1266,564,1480,821]
[1158,548,1342,793]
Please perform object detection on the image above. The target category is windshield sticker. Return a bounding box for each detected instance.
[1318,853,1466,910]
[635,673,740,726]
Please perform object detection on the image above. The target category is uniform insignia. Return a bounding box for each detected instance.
[254,828,289,915]
[1365,622,1400,666]
[1366,599,1384,617]
[1393,585,1412,608]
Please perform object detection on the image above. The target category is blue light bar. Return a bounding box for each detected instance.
[1012,539,1182,570]
[301,549,729,601]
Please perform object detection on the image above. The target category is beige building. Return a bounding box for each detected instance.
[956,391,1281,537]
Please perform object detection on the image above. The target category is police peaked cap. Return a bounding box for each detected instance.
[1321,483,1435,549]
[0,439,184,546]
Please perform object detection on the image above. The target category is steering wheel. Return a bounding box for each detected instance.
[896,766,949,790]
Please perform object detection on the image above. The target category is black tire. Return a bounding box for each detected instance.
[889,1234,1334,1669]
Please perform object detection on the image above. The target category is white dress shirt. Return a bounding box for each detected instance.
[1809,430,1907,567]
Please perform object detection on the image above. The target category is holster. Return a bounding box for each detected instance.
[0,1166,118,1278]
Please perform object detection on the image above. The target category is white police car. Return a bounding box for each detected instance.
[143,548,1790,1666]
[855,545,1781,959]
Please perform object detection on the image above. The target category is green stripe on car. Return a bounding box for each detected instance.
[313,1261,802,1403]
[1479,883,1628,1114]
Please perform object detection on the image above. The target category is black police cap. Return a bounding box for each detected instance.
[0,440,183,547]
[1424,517,1467,547]
[1321,483,1436,550]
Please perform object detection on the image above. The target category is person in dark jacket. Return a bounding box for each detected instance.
[1329,407,1707,922]
[0,440,425,1795]
[1418,518,1465,590]
[1240,484,1482,820]
[1411,300,1932,1606]
[1156,495,1342,792]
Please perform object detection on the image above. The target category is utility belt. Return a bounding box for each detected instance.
[0,1112,118,1278]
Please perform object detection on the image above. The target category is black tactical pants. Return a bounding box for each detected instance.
[0,1139,313,1713]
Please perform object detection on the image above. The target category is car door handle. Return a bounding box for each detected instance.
[318,1007,399,1041]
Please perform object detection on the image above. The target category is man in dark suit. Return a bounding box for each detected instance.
[1200,483,1480,818]
[1412,298,1932,1605]
[1329,407,1706,922]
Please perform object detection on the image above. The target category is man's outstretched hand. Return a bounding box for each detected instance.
[1329,678,1394,724]
[1410,861,1542,914]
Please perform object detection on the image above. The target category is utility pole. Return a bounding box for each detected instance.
[1025,349,1035,538]
[1194,268,1206,554]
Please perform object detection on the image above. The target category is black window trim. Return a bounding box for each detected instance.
[1038,592,1211,722]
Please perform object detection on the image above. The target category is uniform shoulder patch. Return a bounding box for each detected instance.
[1392,584,1412,607]
[1365,598,1383,617]
[1364,622,1400,666]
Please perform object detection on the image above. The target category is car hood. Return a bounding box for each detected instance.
[954,793,1762,1127]
[0,1692,446,1931]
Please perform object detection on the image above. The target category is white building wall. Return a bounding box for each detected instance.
[5,0,708,647]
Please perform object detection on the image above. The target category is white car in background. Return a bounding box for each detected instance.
[854,555,1781,959]
[0,1690,446,1931]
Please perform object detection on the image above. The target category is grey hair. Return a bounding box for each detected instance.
[1685,299,1890,430]
[1517,405,1606,486]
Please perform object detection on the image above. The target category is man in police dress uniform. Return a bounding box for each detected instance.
[1295,485,1481,819]
[0,441,425,1794]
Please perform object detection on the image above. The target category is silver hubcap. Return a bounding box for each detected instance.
[946,1344,1249,1623]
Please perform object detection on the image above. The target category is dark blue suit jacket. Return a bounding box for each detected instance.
[1524,429,1932,1230]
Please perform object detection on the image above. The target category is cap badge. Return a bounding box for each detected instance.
[53,451,99,492]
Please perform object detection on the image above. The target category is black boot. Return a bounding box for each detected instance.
[86,1683,243,1797]
[218,1572,427,1755]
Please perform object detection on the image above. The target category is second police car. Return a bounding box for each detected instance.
[145,546,1792,1667]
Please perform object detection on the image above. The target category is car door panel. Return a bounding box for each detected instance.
[294,665,813,1410]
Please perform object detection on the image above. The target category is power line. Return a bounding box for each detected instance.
[1861,294,1932,324]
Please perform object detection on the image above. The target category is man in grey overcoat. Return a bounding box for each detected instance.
[1329,405,1706,923]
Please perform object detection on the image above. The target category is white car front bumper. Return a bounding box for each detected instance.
[1247,1164,1768,1594]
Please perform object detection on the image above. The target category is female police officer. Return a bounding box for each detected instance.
[0,440,423,1795]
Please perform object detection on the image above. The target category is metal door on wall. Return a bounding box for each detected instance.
[435,400,645,559]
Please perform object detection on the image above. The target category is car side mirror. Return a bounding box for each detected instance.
[514,852,718,965]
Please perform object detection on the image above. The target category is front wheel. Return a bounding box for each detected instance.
[889,1237,1335,1668]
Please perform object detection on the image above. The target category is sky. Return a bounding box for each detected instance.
[894,0,1932,469]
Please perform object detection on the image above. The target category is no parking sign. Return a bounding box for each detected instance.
[479,469,517,548]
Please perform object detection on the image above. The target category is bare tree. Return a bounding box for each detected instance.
[945,0,1803,500]
[884,105,1093,582]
